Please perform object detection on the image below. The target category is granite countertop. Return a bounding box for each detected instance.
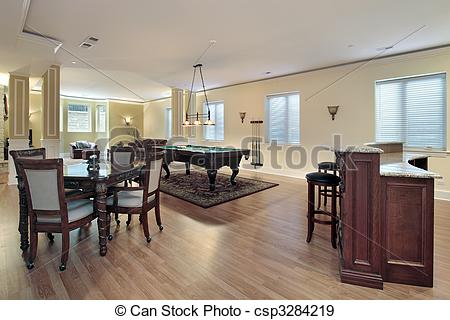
[332,146,384,153]
[331,145,442,179]
[379,152,442,179]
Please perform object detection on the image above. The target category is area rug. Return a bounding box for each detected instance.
[160,170,278,208]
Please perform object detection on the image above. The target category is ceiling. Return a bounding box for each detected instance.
[0,0,449,101]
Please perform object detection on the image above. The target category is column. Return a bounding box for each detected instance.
[171,88,183,137]
[8,74,30,185]
[41,65,60,158]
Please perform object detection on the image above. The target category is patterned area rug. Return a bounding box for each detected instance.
[160,170,278,208]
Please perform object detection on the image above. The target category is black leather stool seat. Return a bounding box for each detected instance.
[318,161,339,171]
[306,172,340,185]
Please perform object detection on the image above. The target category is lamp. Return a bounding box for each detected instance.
[239,112,246,123]
[183,64,214,126]
[327,105,339,120]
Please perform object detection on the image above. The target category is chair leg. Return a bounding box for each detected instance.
[60,230,70,271]
[47,232,55,242]
[306,182,315,243]
[27,230,38,269]
[155,197,163,231]
[126,214,132,226]
[141,213,151,243]
[331,186,337,249]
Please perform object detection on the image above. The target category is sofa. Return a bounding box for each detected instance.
[69,141,99,159]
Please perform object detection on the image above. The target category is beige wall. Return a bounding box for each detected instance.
[27,95,145,153]
[108,101,144,144]
[144,47,450,198]
[144,98,171,139]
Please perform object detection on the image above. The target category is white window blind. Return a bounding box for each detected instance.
[165,107,172,138]
[265,92,300,144]
[96,105,107,133]
[375,73,447,150]
[204,101,224,141]
[67,104,91,132]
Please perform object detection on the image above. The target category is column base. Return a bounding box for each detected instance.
[8,139,30,185]
[41,139,61,159]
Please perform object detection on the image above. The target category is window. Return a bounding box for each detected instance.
[203,101,224,141]
[165,107,172,138]
[265,92,300,144]
[375,73,447,150]
[67,104,91,132]
[96,105,107,133]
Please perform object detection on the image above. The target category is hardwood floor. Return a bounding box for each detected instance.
[1,170,450,299]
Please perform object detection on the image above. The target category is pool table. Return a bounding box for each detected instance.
[158,145,250,191]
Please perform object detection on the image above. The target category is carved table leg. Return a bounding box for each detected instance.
[17,177,29,251]
[207,170,217,191]
[96,181,109,256]
[230,168,239,186]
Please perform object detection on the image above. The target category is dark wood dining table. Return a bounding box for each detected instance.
[17,160,144,256]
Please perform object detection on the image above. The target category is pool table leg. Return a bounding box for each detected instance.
[207,169,217,191]
[185,162,191,175]
[162,161,170,179]
[230,168,239,185]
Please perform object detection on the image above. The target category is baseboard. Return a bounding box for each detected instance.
[435,189,450,201]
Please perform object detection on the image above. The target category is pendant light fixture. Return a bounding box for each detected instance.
[183,64,215,126]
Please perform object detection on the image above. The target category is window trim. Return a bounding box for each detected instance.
[265,91,301,145]
[95,104,107,133]
[67,104,92,133]
[203,100,225,142]
[165,107,172,139]
[374,72,447,152]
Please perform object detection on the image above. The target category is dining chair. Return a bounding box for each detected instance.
[17,158,97,271]
[10,148,94,246]
[110,146,136,224]
[107,151,164,242]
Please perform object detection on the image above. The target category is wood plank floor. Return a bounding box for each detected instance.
[1,170,449,299]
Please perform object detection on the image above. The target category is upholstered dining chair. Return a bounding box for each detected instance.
[10,148,93,246]
[107,151,164,242]
[16,158,97,271]
[110,146,136,224]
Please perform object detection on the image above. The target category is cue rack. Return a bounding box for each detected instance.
[250,120,263,168]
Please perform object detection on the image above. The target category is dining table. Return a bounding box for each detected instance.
[17,160,144,256]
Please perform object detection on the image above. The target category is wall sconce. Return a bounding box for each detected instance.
[327,105,339,120]
[239,112,246,123]
[124,116,132,126]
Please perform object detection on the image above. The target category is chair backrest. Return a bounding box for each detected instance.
[110,146,135,169]
[16,158,67,223]
[10,148,46,177]
[143,151,164,195]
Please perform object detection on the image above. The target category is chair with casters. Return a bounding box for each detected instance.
[107,151,165,243]
[16,158,97,271]
[10,148,92,249]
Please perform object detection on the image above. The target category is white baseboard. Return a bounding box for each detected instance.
[241,166,450,201]
[8,139,30,185]
[435,189,450,201]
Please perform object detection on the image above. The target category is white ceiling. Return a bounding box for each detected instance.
[0,0,449,101]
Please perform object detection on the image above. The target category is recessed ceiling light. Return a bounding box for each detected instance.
[265,71,271,75]
[71,61,77,64]
[347,44,354,48]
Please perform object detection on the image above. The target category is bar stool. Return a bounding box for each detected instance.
[305,172,340,248]
[317,161,339,208]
